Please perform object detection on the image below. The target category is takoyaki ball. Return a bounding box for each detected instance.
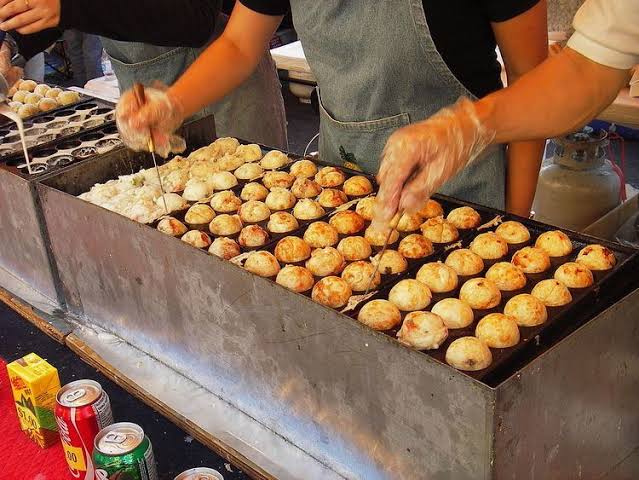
[267,212,299,234]
[12,90,28,102]
[531,279,572,307]
[416,262,458,293]
[240,182,269,202]
[260,150,289,170]
[445,249,484,277]
[17,104,39,119]
[214,137,241,156]
[38,98,58,112]
[234,162,264,181]
[355,196,376,221]
[475,313,520,348]
[470,232,509,260]
[263,171,295,190]
[554,262,594,289]
[244,251,280,277]
[265,188,297,211]
[189,160,218,180]
[182,179,210,202]
[291,177,323,199]
[364,225,400,247]
[303,222,339,248]
[46,87,63,99]
[397,312,448,350]
[417,199,444,219]
[388,279,432,312]
[398,234,434,259]
[274,236,312,263]
[238,225,270,248]
[58,90,81,105]
[459,278,501,310]
[312,276,352,308]
[208,237,241,260]
[157,217,188,237]
[209,214,243,236]
[293,199,325,220]
[337,236,372,261]
[394,212,423,234]
[576,244,616,271]
[234,143,263,162]
[18,79,37,92]
[24,92,42,105]
[431,298,474,329]
[445,337,492,371]
[276,266,315,293]
[504,294,548,327]
[341,261,380,292]
[372,249,408,275]
[210,191,242,213]
[535,230,573,257]
[358,300,402,331]
[318,189,348,208]
[238,200,271,223]
[33,84,50,96]
[329,210,366,235]
[208,171,238,191]
[217,153,244,172]
[306,247,346,277]
[485,262,527,292]
[511,247,551,274]
[447,206,481,230]
[343,175,373,197]
[420,217,459,243]
[156,193,187,213]
[315,166,346,187]
[181,230,212,249]
[185,204,216,225]
[495,221,531,245]
[289,159,318,178]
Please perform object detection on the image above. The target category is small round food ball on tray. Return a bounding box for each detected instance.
[445,248,484,277]
[358,299,402,331]
[397,312,448,350]
[495,221,530,244]
[318,188,348,208]
[447,206,481,230]
[504,293,548,327]
[475,313,520,348]
[260,150,289,170]
[241,182,269,202]
[185,203,216,226]
[576,244,616,271]
[181,230,212,249]
[511,247,551,274]
[446,337,492,371]
[364,225,400,247]
[417,199,444,219]
[329,210,366,235]
[238,224,270,248]
[312,276,352,308]
[431,298,474,329]
[459,278,501,310]
[398,234,434,259]
[234,162,264,181]
[304,221,339,248]
[355,196,377,221]
[343,175,373,197]
[276,265,315,293]
[275,236,312,264]
[263,171,295,190]
[306,247,346,277]
[208,237,241,260]
[289,159,318,178]
[157,217,188,237]
[267,212,299,234]
[341,261,380,292]
[416,262,458,293]
[315,166,346,187]
[209,214,243,236]
[388,279,432,312]
[210,191,242,213]
[239,200,271,223]
[554,262,594,289]
[293,199,325,220]
[531,279,572,307]
[337,236,372,261]
[265,188,297,211]
[372,249,408,275]
[420,217,459,243]
[535,230,573,257]
[485,262,527,292]
[470,232,509,260]
[244,251,280,277]
[291,177,323,199]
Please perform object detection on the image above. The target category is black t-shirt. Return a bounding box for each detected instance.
[241,0,540,98]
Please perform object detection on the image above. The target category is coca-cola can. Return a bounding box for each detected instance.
[55,379,114,479]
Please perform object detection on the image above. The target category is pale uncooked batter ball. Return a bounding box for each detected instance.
[431,298,474,329]
[388,279,432,312]
[208,171,238,190]
[397,312,448,350]
[358,300,402,331]
[504,293,548,327]
[459,278,501,310]
[445,337,492,371]
[475,313,520,348]
[416,262,458,293]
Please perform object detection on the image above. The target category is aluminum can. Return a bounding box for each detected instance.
[55,379,114,478]
[174,467,224,480]
[93,422,158,480]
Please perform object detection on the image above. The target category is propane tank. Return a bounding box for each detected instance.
[532,128,621,231]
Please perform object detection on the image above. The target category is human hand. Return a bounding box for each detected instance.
[116,84,186,158]
[0,41,22,92]
[374,98,495,227]
[0,0,60,34]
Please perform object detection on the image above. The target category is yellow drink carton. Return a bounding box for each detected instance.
[7,352,61,448]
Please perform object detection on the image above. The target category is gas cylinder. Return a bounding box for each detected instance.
[532,128,621,231]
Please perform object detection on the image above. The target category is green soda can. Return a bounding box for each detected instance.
[93,422,158,480]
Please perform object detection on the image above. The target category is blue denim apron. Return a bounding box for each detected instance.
[100,18,288,150]
[290,0,505,208]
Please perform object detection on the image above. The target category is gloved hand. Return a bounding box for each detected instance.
[116,84,186,158]
[374,97,495,227]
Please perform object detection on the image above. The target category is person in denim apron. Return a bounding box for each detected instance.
[117,1,547,211]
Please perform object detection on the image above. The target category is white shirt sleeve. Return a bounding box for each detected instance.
[567,0,639,69]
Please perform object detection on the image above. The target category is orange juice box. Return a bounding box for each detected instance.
[7,352,61,448]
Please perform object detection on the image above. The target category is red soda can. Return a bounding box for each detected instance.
[55,379,114,479]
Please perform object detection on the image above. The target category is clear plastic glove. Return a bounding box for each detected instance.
[116,84,186,158]
[374,97,495,227]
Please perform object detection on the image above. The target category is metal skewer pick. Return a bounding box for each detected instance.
[132,83,169,215]
[364,208,404,296]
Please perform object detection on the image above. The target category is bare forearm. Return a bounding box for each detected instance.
[477,48,631,144]
[506,140,546,217]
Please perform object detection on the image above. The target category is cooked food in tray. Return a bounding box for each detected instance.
[8,80,82,118]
